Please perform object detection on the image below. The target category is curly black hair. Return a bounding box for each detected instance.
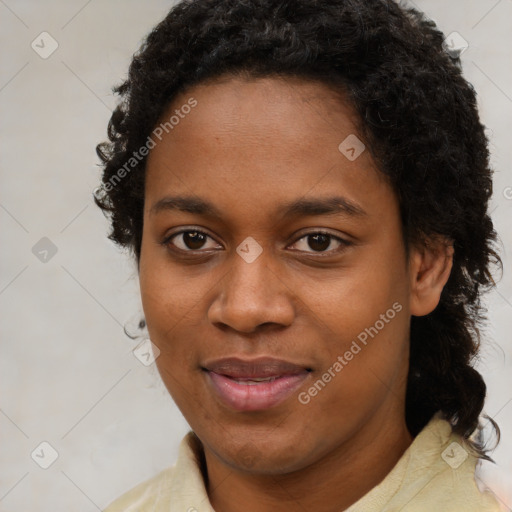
[95,0,502,459]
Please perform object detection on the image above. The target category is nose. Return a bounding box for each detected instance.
[207,244,296,334]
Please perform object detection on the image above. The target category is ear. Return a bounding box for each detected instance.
[409,236,454,317]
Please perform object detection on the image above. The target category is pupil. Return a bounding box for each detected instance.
[309,234,330,251]
[184,231,206,250]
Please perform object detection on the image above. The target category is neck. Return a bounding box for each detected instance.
[203,412,414,512]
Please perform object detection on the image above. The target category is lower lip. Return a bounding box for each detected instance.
[205,371,310,411]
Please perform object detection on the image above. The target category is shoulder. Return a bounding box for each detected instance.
[388,414,504,511]
[102,466,175,511]
[102,430,209,511]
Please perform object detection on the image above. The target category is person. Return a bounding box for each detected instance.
[95,0,504,510]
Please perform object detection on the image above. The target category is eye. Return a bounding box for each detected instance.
[164,229,220,252]
[289,231,351,255]
[163,228,351,256]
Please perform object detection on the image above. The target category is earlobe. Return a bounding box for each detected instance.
[409,238,454,317]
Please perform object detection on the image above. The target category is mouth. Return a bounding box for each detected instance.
[202,357,312,411]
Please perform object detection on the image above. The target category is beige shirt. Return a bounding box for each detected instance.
[103,413,503,511]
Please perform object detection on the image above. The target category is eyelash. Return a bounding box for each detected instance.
[161,228,351,256]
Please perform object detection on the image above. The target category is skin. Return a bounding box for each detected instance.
[138,74,454,511]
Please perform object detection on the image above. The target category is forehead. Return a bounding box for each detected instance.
[144,75,394,224]
[155,75,362,149]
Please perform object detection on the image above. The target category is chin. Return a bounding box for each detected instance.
[207,426,317,475]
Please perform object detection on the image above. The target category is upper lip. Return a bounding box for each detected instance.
[202,357,311,378]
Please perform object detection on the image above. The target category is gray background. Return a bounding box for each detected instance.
[1,0,511,510]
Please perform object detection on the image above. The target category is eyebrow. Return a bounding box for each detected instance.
[149,195,367,219]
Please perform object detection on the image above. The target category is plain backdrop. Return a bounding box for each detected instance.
[1,1,511,510]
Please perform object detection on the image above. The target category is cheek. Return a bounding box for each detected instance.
[306,253,408,344]
[138,241,217,393]
[139,242,202,332]
[298,305,409,439]
[139,260,201,409]
[139,244,190,363]
[300,250,410,412]
[346,235,409,324]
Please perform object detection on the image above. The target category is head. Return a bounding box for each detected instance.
[95,0,501,467]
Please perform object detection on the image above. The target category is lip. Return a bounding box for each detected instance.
[202,357,311,411]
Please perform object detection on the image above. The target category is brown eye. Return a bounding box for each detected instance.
[306,233,331,252]
[290,231,350,254]
[166,230,219,252]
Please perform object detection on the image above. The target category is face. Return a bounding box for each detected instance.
[139,75,414,475]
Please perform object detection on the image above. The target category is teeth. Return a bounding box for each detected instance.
[233,377,278,384]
